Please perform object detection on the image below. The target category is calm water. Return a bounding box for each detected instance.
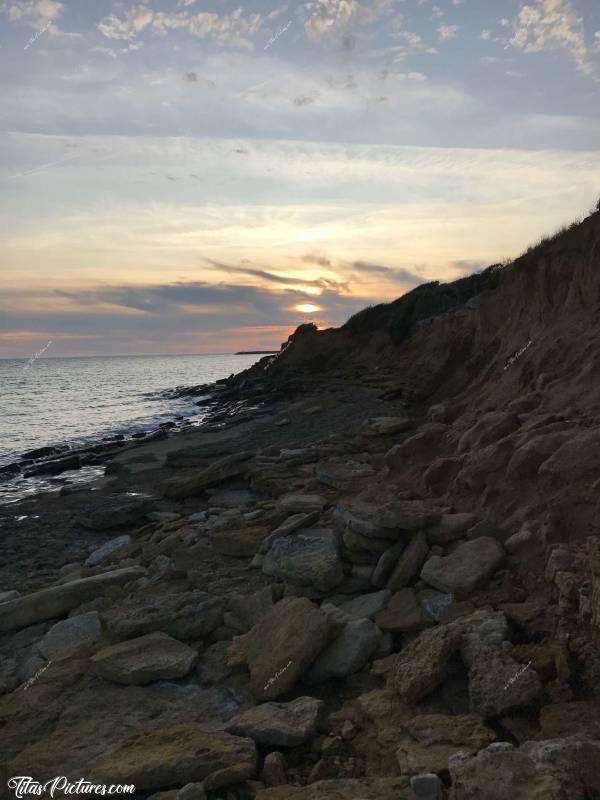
[0,353,260,469]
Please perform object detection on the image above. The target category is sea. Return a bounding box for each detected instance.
[0,353,261,503]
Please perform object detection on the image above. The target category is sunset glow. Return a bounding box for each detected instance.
[295,303,322,314]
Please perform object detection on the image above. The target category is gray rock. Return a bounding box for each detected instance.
[279,494,327,514]
[410,773,443,800]
[91,632,198,685]
[316,459,375,491]
[386,531,429,591]
[81,496,149,530]
[262,752,287,787]
[85,535,131,567]
[262,528,343,592]
[417,589,454,622]
[338,590,391,620]
[504,528,534,554]
[306,617,381,682]
[0,590,20,604]
[372,542,405,588]
[0,567,145,634]
[420,537,505,596]
[176,784,206,800]
[225,696,323,746]
[375,588,432,633]
[40,611,103,660]
[259,511,320,554]
[107,591,224,641]
[426,513,476,545]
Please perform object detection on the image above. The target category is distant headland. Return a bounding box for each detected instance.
[235,350,279,355]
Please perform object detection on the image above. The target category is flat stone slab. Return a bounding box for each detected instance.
[307,616,381,683]
[209,526,270,557]
[387,532,429,591]
[85,535,131,567]
[90,723,257,791]
[226,696,324,746]
[262,528,343,592]
[279,494,327,514]
[420,537,505,596]
[376,589,432,633]
[0,567,145,634]
[338,590,391,620]
[91,632,198,685]
[40,611,103,661]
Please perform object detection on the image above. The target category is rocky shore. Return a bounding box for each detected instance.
[2,210,600,800]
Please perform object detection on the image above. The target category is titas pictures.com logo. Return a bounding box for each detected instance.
[7,777,135,798]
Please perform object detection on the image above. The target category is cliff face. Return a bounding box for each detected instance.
[269,209,600,414]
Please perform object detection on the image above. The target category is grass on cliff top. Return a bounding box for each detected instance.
[343,203,600,346]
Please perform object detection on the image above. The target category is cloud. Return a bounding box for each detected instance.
[184,71,198,82]
[293,94,315,106]
[303,0,392,41]
[205,259,350,293]
[437,24,459,41]
[351,261,423,285]
[97,4,265,50]
[509,0,594,75]
[0,0,63,30]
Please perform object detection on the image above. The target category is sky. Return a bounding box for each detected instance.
[1,0,600,356]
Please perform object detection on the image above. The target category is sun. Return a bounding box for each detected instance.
[294,303,321,313]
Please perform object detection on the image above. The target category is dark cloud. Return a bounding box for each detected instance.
[184,72,198,82]
[352,261,423,285]
[342,34,356,52]
[292,95,314,106]
[233,147,248,154]
[301,252,333,268]
[205,259,349,293]
[449,259,486,276]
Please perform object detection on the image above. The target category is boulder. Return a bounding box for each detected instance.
[260,512,320,553]
[366,417,411,435]
[338,590,391,620]
[397,714,495,776]
[376,589,432,633]
[209,526,270,557]
[420,537,505,597]
[80,497,149,530]
[426,513,476,545]
[457,412,520,454]
[316,459,375,491]
[85,535,131,567]
[372,542,404,588]
[0,567,144,633]
[386,532,429,591]
[90,724,257,791]
[0,590,20,604]
[226,696,323,746]
[39,612,103,660]
[106,591,224,641]
[505,431,572,480]
[279,494,327,514]
[306,617,381,683]
[262,528,343,593]
[390,623,463,704]
[164,451,253,499]
[262,752,287,787]
[91,632,198,685]
[468,650,543,716]
[235,597,339,701]
[448,748,565,799]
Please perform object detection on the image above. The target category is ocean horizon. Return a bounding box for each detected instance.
[0,353,261,470]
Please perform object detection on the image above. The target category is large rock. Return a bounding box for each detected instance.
[0,567,144,633]
[420,537,505,597]
[390,623,463,704]
[457,412,520,454]
[538,428,600,482]
[80,496,149,530]
[90,724,257,791]
[164,451,253,499]
[91,632,198,685]
[209,526,269,557]
[225,696,323,746]
[39,612,103,660]
[106,591,224,641]
[316,459,375,491]
[448,748,565,799]
[234,597,339,701]
[386,532,429,591]
[279,494,327,514]
[306,616,381,683]
[376,589,432,633]
[338,590,391,620]
[396,714,496,775]
[262,528,343,593]
[468,650,543,716]
[85,535,131,567]
[426,513,476,545]
[505,431,572,480]
[366,416,411,435]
